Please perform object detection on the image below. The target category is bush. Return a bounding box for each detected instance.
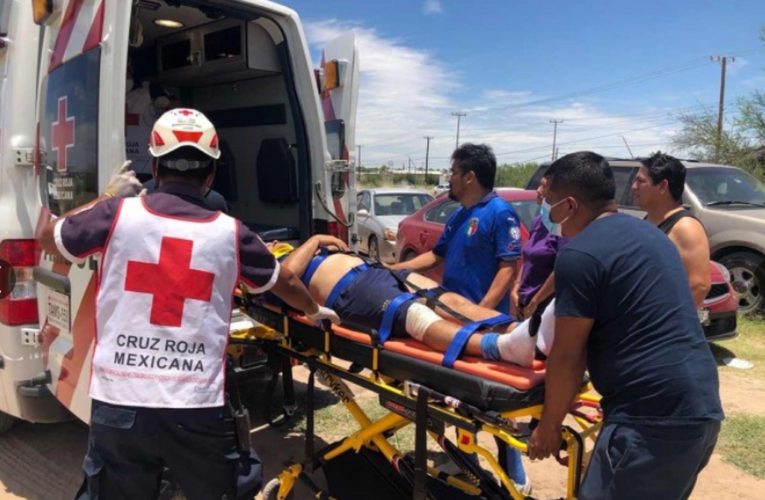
[495,163,539,188]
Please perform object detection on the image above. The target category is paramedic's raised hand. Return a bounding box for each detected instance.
[104,161,143,198]
[306,304,341,325]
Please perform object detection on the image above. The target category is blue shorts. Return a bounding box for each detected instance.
[332,267,417,338]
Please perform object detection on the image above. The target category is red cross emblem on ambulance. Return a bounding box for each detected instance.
[124,237,215,327]
[52,97,75,173]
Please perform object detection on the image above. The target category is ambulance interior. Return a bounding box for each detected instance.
[128,0,313,242]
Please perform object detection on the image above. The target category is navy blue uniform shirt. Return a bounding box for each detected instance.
[433,192,522,314]
[554,213,723,424]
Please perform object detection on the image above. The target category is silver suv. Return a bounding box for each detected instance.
[527,159,765,314]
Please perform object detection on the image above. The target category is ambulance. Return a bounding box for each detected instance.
[0,0,359,428]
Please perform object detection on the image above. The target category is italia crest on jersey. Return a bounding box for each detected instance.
[466,217,479,237]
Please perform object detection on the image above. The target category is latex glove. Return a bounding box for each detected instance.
[306,305,341,325]
[104,161,143,198]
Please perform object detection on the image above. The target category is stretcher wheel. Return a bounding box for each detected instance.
[262,478,294,500]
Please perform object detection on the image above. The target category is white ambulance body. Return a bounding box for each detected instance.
[0,0,359,428]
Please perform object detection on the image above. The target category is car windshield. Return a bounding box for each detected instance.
[686,167,765,207]
[374,193,433,216]
[505,199,539,229]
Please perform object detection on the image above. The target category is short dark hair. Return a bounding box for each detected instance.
[546,151,615,203]
[452,143,496,190]
[156,146,214,186]
[639,153,685,203]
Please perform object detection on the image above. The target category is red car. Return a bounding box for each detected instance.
[396,189,738,341]
[396,188,538,282]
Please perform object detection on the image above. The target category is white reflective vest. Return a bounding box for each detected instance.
[90,197,238,408]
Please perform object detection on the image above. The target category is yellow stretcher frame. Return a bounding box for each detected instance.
[238,303,603,500]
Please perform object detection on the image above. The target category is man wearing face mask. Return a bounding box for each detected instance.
[528,152,723,500]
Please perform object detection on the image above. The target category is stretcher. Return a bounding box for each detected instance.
[233,297,603,500]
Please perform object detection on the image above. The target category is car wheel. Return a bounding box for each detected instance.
[402,250,418,262]
[0,411,14,435]
[369,236,380,261]
[719,251,765,315]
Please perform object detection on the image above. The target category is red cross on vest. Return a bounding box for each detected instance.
[124,237,215,327]
[125,103,140,136]
[51,97,75,173]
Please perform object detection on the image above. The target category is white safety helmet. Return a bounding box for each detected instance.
[149,108,221,171]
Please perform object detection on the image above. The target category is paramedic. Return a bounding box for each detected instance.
[631,152,711,307]
[391,143,521,314]
[528,152,723,500]
[511,173,569,337]
[40,109,339,500]
[390,143,527,490]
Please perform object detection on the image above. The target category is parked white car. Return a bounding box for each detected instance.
[356,188,434,263]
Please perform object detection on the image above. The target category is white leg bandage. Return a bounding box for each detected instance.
[404,303,442,341]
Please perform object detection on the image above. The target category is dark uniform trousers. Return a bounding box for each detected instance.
[75,399,249,500]
[579,419,720,500]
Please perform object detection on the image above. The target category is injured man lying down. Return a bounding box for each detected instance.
[264,235,555,368]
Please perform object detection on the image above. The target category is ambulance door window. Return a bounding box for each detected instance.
[40,49,101,215]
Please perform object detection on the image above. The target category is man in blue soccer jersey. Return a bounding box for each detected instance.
[391,143,528,492]
[392,143,521,315]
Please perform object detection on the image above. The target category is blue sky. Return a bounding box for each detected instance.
[283,0,765,170]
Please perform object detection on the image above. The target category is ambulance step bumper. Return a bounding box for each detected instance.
[16,383,72,424]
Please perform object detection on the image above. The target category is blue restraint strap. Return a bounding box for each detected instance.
[379,292,417,344]
[442,314,513,368]
[324,264,370,310]
[301,247,330,287]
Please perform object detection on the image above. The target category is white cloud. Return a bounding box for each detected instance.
[422,0,444,16]
[726,57,750,77]
[303,19,684,172]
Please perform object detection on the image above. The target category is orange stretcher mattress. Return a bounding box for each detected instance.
[249,304,547,412]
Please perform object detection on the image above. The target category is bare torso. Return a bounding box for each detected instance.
[307,254,367,305]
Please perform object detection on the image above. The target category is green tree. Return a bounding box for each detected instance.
[671,26,765,180]
[495,162,539,188]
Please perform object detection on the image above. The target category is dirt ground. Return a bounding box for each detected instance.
[0,369,762,500]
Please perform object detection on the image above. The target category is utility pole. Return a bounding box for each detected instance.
[550,119,563,161]
[711,55,734,162]
[356,144,363,168]
[423,136,433,182]
[619,135,634,159]
[451,112,467,149]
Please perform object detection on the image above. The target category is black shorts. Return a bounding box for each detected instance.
[332,267,417,338]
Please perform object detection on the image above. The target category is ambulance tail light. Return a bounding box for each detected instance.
[0,240,39,326]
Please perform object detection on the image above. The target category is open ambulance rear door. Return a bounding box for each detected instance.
[33,0,132,424]
[317,31,360,249]
[0,0,71,431]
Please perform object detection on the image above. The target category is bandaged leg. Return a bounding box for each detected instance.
[479,325,537,367]
[480,299,557,366]
[434,292,513,331]
[404,302,442,341]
